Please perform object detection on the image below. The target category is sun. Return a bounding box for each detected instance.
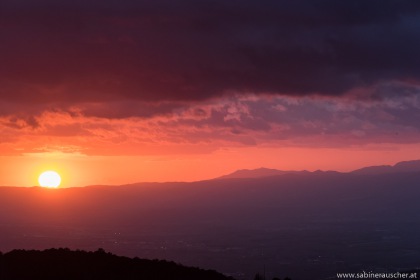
[38,171,61,188]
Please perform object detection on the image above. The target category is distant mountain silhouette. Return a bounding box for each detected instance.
[0,248,234,280]
[217,168,308,179]
[2,159,420,279]
[351,160,420,175]
[217,160,420,179]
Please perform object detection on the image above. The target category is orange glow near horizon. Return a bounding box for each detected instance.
[1,143,420,187]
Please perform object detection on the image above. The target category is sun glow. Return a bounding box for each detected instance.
[38,171,61,188]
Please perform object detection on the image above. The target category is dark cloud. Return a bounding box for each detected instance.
[1,0,420,105]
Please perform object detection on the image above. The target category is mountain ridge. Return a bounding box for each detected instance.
[351,159,420,175]
[216,159,420,179]
[1,166,420,279]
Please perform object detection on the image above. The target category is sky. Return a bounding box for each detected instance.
[1,0,420,187]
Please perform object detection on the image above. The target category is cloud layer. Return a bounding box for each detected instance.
[1,0,420,105]
[2,94,420,156]
[1,1,420,157]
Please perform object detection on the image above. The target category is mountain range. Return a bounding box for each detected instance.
[1,159,420,279]
[217,159,420,179]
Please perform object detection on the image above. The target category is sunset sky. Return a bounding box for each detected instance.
[1,1,420,187]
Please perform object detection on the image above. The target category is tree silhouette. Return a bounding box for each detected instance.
[0,248,235,280]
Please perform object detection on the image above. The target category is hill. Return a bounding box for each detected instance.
[0,248,234,280]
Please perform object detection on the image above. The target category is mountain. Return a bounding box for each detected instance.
[1,161,420,279]
[217,167,308,179]
[351,160,420,175]
[0,248,234,280]
[217,160,420,179]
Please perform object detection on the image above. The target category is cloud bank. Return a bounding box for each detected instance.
[1,0,420,105]
[1,1,420,156]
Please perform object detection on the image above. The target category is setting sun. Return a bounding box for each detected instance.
[38,171,61,188]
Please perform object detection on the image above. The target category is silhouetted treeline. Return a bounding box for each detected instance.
[0,248,235,280]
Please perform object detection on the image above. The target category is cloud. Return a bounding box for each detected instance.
[2,94,420,156]
[1,0,420,106]
[2,1,420,157]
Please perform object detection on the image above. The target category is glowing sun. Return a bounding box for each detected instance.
[38,171,61,188]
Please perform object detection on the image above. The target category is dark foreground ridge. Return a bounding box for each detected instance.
[0,248,235,280]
